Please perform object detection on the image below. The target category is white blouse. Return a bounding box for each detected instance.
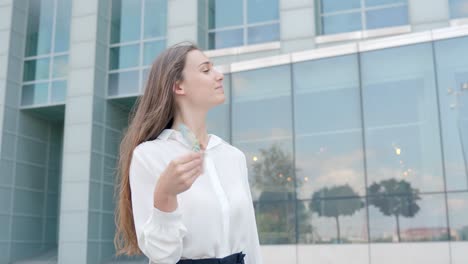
[129,129,262,264]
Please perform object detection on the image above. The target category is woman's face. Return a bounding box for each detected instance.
[175,49,225,110]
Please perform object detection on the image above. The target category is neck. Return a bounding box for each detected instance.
[171,107,209,149]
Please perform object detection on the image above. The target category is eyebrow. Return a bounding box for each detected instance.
[198,61,213,67]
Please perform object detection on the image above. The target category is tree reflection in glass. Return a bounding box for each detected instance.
[368,179,420,242]
[251,144,311,244]
[310,185,363,243]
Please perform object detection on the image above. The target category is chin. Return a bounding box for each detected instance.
[214,94,225,105]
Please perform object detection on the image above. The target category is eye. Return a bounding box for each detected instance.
[202,68,210,73]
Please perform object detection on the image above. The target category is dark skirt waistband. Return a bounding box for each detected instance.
[177,252,245,264]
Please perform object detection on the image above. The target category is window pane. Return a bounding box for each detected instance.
[111,0,142,44]
[22,83,49,106]
[25,0,54,56]
[208,0,243,29]
[232,65,293,200]
[108,71,139,96]
[51,81,67,103]
[321,0,361,13]
[247,0,279,23]
[144,0,167,38]
[293,55,364,199]
[255,201,296,244]
[447,192,468,241]
[247,23,279,45]
[24,58,50,82]
[232,65,292,140]
[365,0,407,7]
[143,41,165,66]
[52,55,68,78]
[293,55,361,134]
[369,194,448,242]
[450,0,468,19]
[209,29,243,50]
[366,6,408,30]
[109,44,140,70]
[321,13,362,35]
[54,0,72,52]
[303,197,367,244]
[361,43,444,193]
[433,36,468,191]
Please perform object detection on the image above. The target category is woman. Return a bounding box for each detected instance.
[114,42,262,264]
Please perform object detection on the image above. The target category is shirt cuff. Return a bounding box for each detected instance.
[151,206,183,226]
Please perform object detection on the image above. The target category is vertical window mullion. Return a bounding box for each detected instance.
[317,0,323,35]
[48,0,59,104]
[361,0,367,31]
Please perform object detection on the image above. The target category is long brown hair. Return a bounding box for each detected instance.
[114,42,198,255]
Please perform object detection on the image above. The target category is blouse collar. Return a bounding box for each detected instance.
[157,129,223,151]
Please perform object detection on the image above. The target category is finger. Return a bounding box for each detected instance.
[175,152,203,165]
[177,157,203,174]
[182,165,203,183]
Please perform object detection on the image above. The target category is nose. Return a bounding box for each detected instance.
[215,69,224,81]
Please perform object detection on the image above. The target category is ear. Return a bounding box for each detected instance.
[173,80,185,95]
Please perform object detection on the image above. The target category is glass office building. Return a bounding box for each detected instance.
[1,0,468,263]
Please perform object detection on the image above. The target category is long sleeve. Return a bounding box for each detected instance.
[240,153,263,264]
[129,147,188,263]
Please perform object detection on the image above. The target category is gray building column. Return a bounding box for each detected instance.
[279,0,316,53]
[0,1,45,262]
[0,1,16,261]
[167,0,199,46]
[58,0,113,263]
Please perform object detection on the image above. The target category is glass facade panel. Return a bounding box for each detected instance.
[366,0,407,7]
[209,29,244,50]
[369,194,448,242]
[247,23,280,45]
[21,83,49,106]
[434,36,468,191]
[110,0,142,44]
[321,13,362,35]
[108,71,140,96]
[302,197,367,244]
[254,200,296,244]
[208,0,243,29]
[25,0,54,57]
[247,0,279,23]
[319,0,408,35]
[232,65,293,204]
[321,0,361,13]
[52,55,68,78]
[143,40,166,66]
[51,81,67,103]
[24,58,50,82]
[110,0,167,96]
[361,43,444,194]
[449,0,468,19]
[22,0,71,107]
[54,0,72,52]
[366,5,408,30]
[447,192,468,241]
[109,44,140,70]
[144,0,167,38]
[294,55,365,199]
[208,0,279,49]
